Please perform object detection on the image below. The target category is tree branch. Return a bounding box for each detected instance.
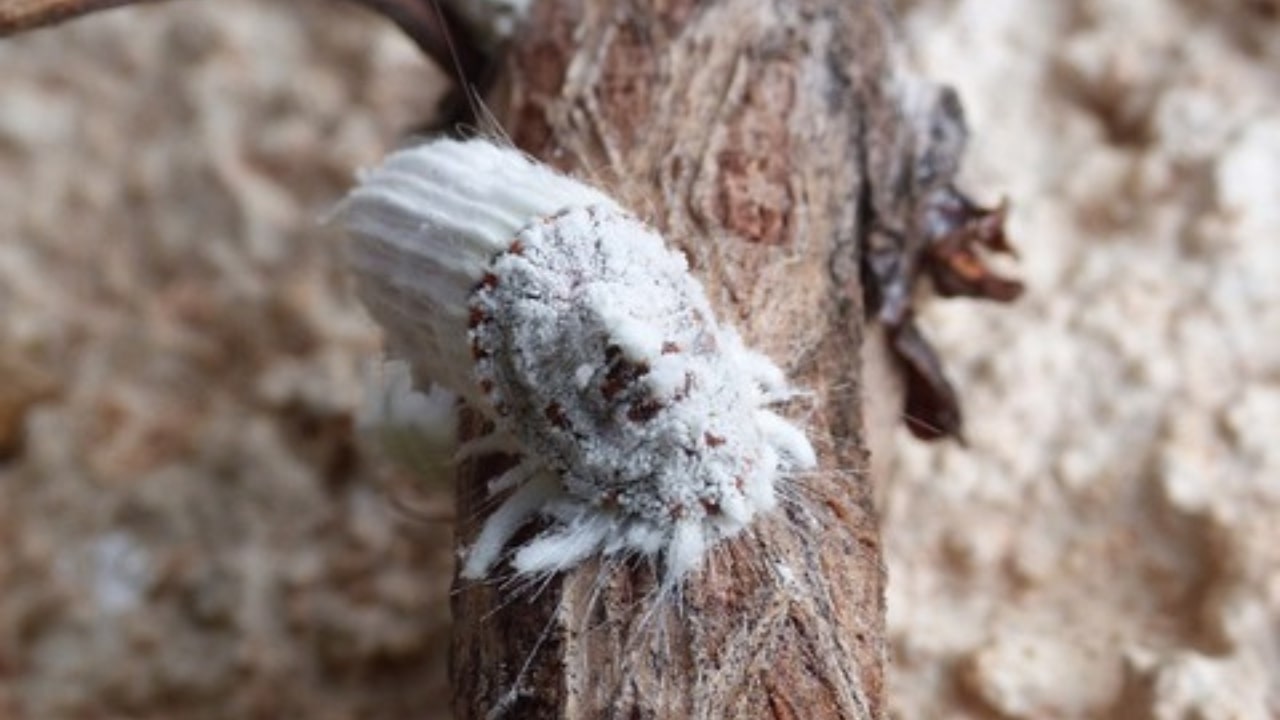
[445,1,947,717]
[0,0,486,85]
[0,0,146,35]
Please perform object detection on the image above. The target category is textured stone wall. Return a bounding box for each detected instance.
[888,2,1280,717]
[0,4,457,717]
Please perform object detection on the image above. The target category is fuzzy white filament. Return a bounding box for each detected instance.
[339,138,816,585]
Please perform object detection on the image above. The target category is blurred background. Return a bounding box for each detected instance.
[0,1,1276,718]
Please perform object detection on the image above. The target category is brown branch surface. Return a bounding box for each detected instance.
[0,0,485,80]
[449,1,947,718]
[0,0,148,33]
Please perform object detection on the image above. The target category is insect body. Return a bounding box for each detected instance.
[340,139,815,584]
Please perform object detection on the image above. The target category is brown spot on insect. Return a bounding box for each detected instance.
[626,398,664,423]
[468,306,487,328]
[673,371,695,402]
[668,502,686,520]
[661,341,681,354]
[478,378,494,395]
[542,206,575,225]
[543,401,571,430]
[601,375,625,401]
[693,328,718,353]
[470,338,489,360]
[508,238,526,255]
[700,498,721,516]
[704,432,726,448]
[601,348,650,401]
[477,272,499,291]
